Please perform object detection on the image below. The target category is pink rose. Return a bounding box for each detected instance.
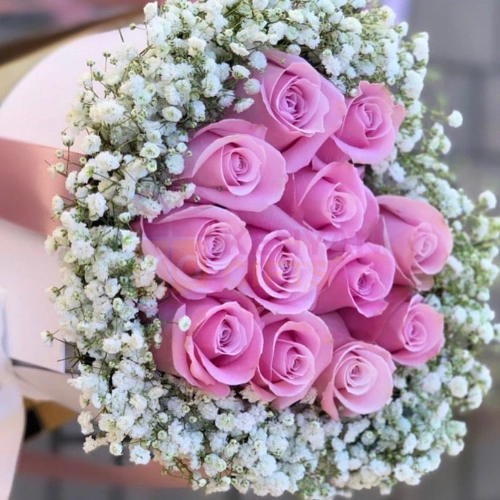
[341,286,445,366]
[331,81,405,165]
[278,162,379,248]
[236,206,328,314]
[315,313,395,419]
[370,195,453,291]
[234,49,346,173]
[140,204,251,299]
[250,311,333,409]
[154,291,263,397]
[181,119,288,212]
[313,242,395,317]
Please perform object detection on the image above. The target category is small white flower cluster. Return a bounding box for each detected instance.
[45,0,500,498]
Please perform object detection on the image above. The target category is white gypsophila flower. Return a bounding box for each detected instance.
[81,134,102,155]
[285,44,301,56]
[234,98,254,113]
[402,69,425,99]
[388,161,406,183]
[166,154,185,174]
[175,142,187,154]
[105,278,120,298]
[86,192,107,219]
[130,445,151,465]
[143,2,158,22]
[70,240,95,261]
[447,110,463,128]
[188,37,207,56]
[65,171,78,194]
[248,51,267,70]
[448,376,469,398]
[479,190,497,210]
[219,92,235,108]
[340,17,362,33]
[191,100,206,121]
[413,32,429,63]
[89,99,125,125]
[478,322,494,344]
[61,133,75,147]
[140,142,161,159]
[178,315,191,332]
[232,65,251,80]
[102,336,122,354]
[94,151,121,176]
[110,442,124,456]
[83,437,99,453]
[202,74,222,97]
[162,106,183,122]
[52,195,65,216]
[40,330,54,346]
[77,411,95,435]
[121,230,140,252]
[243,78,261,95]
[252,0,269,9]
[421,372,442,393]
[447,255,464,275]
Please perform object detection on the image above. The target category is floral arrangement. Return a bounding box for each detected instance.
[44,0,500,497]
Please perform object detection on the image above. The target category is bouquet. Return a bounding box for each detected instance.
[45,0,500,497]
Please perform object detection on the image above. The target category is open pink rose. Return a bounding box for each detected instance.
[341,286,445,366]
[313,242,395,317]
[315,313,395,419]
[278,162,379,248]
[236,205,328,314]
[370,195,453,291]
[250,311,333,409]
[331,81,405,165]
[234,49,346,173]
[154,291,263,398]
[181,119,287,212]
[140,204,251,299]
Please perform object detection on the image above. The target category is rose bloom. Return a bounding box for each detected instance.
[313,242,395,317]
[236,205,328,314]
[234,49,346,173]
[278,162,379,248]
[316,81,404,166]
[370,195,453,291]
[250,311,333,409]
[315,313,395,419]
[340,286,445,366]
[140,204,251,299]
[153,291,263,397]
[181,119,288,212]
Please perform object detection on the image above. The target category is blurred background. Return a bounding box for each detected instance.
[2,0,500,499]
